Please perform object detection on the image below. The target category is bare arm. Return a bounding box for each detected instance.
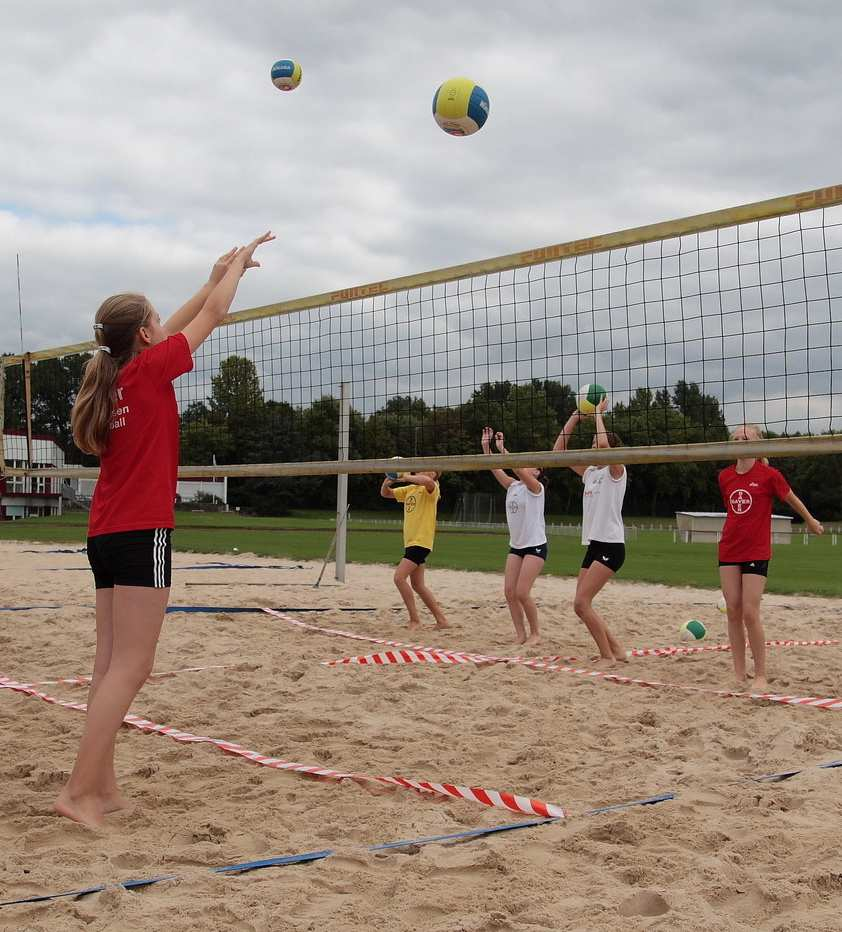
[594,399,624,480]
[182,232,274,352]
[495,432,542,494]
[482,427,514,490]
[163,248,238,335]
[784,490,824,535]
[401,472,436,492]
[380,478,396,499]
[553,411,587,476]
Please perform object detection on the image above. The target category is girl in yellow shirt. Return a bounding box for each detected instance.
[381,471,450,630]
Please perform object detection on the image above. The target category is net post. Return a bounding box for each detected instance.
[0,362,6,479]
[335,382,351,582]
[23,354,33,483]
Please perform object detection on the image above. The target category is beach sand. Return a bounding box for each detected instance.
[1,539,841,931]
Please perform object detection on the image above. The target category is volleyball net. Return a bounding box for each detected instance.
[3,184,842,518]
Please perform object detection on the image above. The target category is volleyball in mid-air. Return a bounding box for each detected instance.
[271,59,302,91]
[577,383,607,415]
[679,619,707,642]
[432,77,489,136]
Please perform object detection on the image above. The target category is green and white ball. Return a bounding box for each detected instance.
[271,59,302,91]
[679,619,707,641]
[432,77,490,136]
[577,383,607,415]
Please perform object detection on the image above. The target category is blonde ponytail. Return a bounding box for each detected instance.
[71,293,152,455]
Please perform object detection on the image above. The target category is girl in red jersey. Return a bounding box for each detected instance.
[719,424,823,691]
[55,232,274,828]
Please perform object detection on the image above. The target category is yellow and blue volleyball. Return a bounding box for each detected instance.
[679,619,707,641]
[271,59,302,91]
[577,383,607,415]
[432,77,489,136]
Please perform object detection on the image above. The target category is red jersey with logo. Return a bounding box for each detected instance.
[89,334,193,536]
[718,461,791,562]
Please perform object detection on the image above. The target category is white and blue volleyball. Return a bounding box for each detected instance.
[432,77,489,136]
[271,59,302,91]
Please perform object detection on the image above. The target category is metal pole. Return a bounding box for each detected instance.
[335,382,351,582]
[23,354,33,489]
[0,364,6,481]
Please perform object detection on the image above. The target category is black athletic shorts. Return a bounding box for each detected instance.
[508,542,548,561]
[87,529,173,589]
[581,540,626,574]
[719,559,769,578]
[403,546,431,566]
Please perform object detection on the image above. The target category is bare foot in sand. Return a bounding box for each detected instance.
[588,655,616,669]
[751,677,770,693]
[432,620,451,630]
[54,790,105,829]
[407,620,421,630]
[523,633,541,648]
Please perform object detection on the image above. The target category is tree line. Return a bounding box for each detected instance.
[3,352,839,519]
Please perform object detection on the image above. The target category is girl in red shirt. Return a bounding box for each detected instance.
[55,232,274,828]
[719,424,823,691]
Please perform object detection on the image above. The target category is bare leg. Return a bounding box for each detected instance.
[719,565,747,685]
[87,588,129,813]
[741,572,768,691]
[394,559,422,629]
[409,564,449,628]
[504,555,527,644]
[55,586,169,828]
[573,563,624,662]
[515,555,545,646]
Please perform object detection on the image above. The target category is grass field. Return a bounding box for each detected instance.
[1,510,840,597]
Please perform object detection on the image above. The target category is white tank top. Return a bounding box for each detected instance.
[581,466,626,544]
[505,481,547,549]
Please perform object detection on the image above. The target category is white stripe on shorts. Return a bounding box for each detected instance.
[154,528,164,588]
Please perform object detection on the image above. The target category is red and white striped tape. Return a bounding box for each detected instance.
[263,608,577,666]
[324,649,477,667]
[0,675,566,819]
[629,638,839,658]
[512,658,842,711]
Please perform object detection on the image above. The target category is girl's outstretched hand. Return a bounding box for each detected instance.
[494,431,506,453]
[481,426,494,453]
[237,231,276,275]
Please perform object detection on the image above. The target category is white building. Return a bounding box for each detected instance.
[675,511,793,544]
[1,430,65,519]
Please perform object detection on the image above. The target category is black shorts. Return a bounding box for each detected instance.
[582,541,626,574]
[719,560,769,578]
[403,546,431,566]
[87,529,173,589]
[509,542,548,561]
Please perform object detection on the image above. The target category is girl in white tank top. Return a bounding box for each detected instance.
[481,427,548,646]
[554,399,628,665]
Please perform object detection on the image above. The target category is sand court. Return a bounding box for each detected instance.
[2,539,842,930]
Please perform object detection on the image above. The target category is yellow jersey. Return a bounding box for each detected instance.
[392,482,440,550]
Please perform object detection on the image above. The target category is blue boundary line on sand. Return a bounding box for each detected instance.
[0,793,673,908]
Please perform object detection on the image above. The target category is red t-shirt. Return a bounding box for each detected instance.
[718,461,791,562]
[88,334,193,536]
